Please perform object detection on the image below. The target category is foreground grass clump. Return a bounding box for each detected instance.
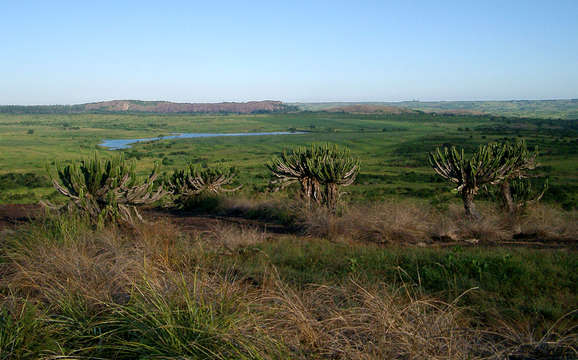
[1,216,276,359]
[1,215,576,359]
[0,299,49,360]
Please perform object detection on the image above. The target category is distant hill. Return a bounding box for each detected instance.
[324,104,417,114]
[295,99,578,119]
[2,99,576,118]
[0,100,297,114]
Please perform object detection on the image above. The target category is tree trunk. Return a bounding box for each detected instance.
[324,183,339,213]
[311,180,322,206]
[461,188,480,219]
[300,178,311,208]
[500,180,515,214]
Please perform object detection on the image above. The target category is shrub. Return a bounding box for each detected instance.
[167,164,240,209]
[0,173,50,190]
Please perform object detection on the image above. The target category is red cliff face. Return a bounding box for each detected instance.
[83,100,290,113]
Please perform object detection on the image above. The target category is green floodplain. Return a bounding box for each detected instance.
[1,111,577,207]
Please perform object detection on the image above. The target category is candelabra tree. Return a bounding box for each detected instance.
[167,164,241,208]
[267,143,359,211]
[494,140,539,214]
[45,153,166,226]
[266,145,323,207]
[313,145,360,212]
[428,143,520,219]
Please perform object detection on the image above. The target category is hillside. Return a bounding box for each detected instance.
[295,99,578,119]
[0,100,297,114]
[324,104,417,114]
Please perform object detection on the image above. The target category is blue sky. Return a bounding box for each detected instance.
[1,0,577,104]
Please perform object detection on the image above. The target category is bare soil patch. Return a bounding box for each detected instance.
[0,204,575,250]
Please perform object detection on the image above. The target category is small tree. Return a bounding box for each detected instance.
[495,140,538,214]
[428,143,519,218]
[45,153,166,225]
[267,144,359,211]
[167,164,240,207]
[313,145,359,212]
[266,145,323,206]
[509,178,548,211]
[485,177,548,215]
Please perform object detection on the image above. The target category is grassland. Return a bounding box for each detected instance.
[1,111,577,358]
[1,112,577,208]
[0,206,576,358]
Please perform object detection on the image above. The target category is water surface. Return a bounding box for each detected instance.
[99,131,306,150]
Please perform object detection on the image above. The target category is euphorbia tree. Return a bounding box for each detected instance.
[494,140,538,213]
[45,153,166,225]
[267,145,323,206]
[167,164,241,207]
[313,145,360,212]
[267,143,359,211]
[428,143,520,218]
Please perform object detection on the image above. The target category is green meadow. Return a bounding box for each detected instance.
[1,111,577,207]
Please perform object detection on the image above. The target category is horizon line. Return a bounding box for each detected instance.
[1,97,577,107]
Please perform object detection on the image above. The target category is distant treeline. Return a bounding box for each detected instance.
[0,105,87,114]
[296,99,578,120]
[0,103,300,115]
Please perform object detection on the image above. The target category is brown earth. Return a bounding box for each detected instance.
[0,204,575,250]
[0,204,42,229]
[0,204,291,237]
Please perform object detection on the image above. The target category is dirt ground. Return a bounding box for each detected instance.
[0,204,290,236]
[0,204,575,250]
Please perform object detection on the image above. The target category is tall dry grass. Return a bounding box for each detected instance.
[299,200,577,245]
[516,205,578,241]
[1,214,576,358]
[260,278,485,359]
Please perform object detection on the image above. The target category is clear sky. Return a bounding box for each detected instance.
[1,0,577,105]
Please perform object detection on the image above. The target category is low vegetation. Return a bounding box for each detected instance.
[0,110,576,358]
[1,215,576,359]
